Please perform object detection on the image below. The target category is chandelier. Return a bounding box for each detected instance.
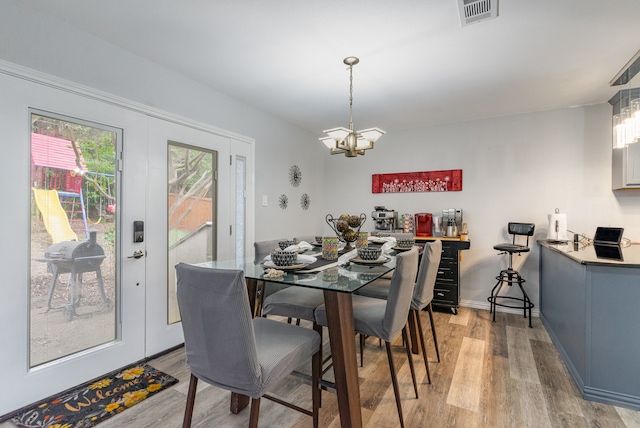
[320,57,385,157]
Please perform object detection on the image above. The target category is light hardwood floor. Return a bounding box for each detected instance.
[3,308,640,427]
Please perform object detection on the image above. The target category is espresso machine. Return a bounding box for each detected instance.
[371,206,397,231]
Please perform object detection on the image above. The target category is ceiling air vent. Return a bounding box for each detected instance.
[457,0,498,26]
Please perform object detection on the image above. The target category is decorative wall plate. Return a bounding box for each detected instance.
[300,193,310,210]
[278,194,288,209]
[289,165,302,187]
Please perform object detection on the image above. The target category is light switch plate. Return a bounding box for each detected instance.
[262,195,268,207]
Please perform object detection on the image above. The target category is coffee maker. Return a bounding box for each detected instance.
[414,213,433,236]
[442,208,463,237]
[371,206,397,231]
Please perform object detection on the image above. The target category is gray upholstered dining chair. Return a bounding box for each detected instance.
[175,263,321,428]
[314,247,420,428]
[253,239,287,317]
[357,240,443,383]
[255,238,325,328]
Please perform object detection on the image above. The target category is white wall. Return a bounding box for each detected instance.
[0,0,326,241]
[323,105,640,310]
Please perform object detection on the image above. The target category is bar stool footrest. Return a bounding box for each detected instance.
[487,295,534,310]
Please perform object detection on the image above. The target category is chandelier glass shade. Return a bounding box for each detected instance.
[320,57,385,157]
[613,96,640,149]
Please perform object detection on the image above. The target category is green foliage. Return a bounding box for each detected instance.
[104,226,116,247]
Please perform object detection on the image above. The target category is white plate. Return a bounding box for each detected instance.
[350,256,390,265]
[393,246,413,251]
[263,261,308,270]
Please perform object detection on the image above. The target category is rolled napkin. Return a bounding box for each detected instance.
[284,241,314,252]
[296,254,318,264]
[368,235,397,251]
[338,249,357,265]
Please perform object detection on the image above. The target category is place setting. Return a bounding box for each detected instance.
[392,237,416,252]
[262,250,317,271]
[349,247,391,265]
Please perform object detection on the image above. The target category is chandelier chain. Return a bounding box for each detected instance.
[349,63,354,127]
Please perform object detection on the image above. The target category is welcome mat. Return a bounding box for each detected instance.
[10,363,178,428]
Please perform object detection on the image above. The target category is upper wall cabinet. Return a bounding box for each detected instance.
[612,143,640,189]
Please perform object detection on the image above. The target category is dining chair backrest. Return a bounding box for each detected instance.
[411,240,442,311]
[254,239,286,257]
[175,263,262,397]
[382,247,419,340]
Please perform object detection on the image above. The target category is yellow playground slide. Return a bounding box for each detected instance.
[32,188,78,244]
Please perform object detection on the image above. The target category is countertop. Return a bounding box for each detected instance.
[538,239,640,268]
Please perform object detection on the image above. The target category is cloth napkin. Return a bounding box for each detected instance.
[338,249,357,265]
[284,241,314,252]
[368,236,397,253]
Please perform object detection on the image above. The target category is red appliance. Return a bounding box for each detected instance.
[414,213,433,237]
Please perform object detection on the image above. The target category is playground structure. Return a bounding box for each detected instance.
[31,133,112,320]
[31,132,89,240]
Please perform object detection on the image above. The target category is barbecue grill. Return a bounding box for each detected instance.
[43,229,111,320]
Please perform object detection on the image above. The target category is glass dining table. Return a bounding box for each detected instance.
[198,250,397,428]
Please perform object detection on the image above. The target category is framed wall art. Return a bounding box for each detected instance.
[372,169,462,194]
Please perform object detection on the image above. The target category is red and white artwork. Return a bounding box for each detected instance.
[372,169,463,194]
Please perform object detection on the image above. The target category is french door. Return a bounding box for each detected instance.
[0,73,148,414]
[145,117,233,355]
[0,68,254,415]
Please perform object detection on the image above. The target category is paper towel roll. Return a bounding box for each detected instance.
[547,213,568,241]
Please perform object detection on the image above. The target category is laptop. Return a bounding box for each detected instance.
[593,227,624,245]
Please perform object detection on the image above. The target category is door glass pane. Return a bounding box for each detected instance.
[235,155,246,259]
[167,142,216,324]
[30,112,118,367]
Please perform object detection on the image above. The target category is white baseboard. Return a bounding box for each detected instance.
[459,299,540,318]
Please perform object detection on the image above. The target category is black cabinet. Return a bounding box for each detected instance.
[416,238,470,314]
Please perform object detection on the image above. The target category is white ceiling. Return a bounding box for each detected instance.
[18,0,640,134]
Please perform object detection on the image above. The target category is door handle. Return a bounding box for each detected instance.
[127,250,145,259]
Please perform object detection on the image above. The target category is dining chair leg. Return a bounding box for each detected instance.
[414,309,432,384]
[402,325,419,398]
[182,374,198,428]
[254,280,265,318]
[427,303,440,362]
[312,334,321,428]
[385,341,406,428]
[359,334,365,367]
[313,323,323,409]
[249,398,261,428]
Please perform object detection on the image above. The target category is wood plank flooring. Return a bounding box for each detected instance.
[3,308,640,427]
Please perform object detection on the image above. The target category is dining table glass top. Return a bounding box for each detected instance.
[198,251,397,294]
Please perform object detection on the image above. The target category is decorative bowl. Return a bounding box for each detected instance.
[278,240,297,250]
[396,238,415,249]
[326,213,367,252]
[357,247,382,261]
[270,250,297,266]
[315,236,323,244]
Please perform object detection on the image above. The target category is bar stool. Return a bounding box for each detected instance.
[488,222,535,328]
